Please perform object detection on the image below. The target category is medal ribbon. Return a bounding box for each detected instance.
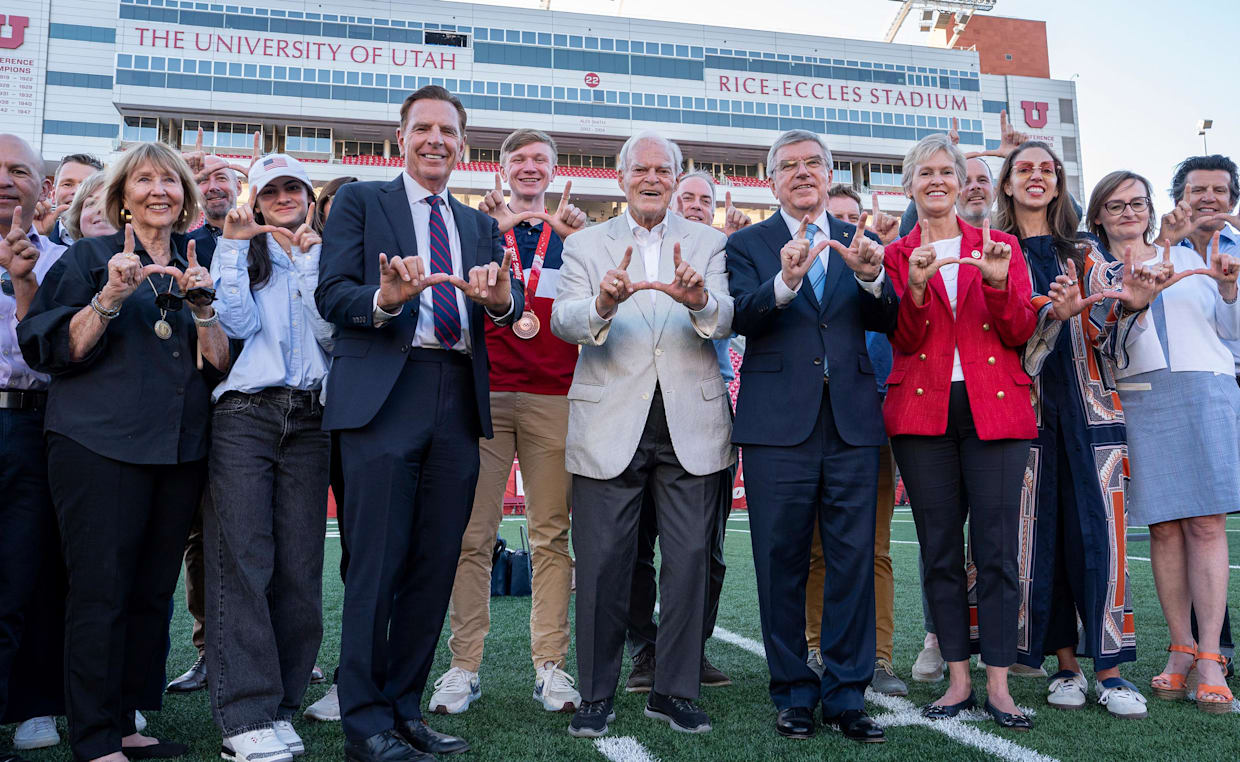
[503,218,553,301]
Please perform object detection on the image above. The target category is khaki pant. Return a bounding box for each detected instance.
[806,444,895,662]
[447,392,573,672]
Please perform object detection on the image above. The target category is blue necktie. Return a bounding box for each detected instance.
[805,223,826,301]
[425,196,462,349]
[804,223,828,378]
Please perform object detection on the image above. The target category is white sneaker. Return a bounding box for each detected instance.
[1096,679,1148,719]
[135,710,147,733]
[534,662,582,712]
[303,683,340,722]
[221,727,293,762]
[912,645,945,682]
[272,720,304,756]
[806,648,825,679]
[13,716,59,750]
[428,666,481,715]
[1047,671,1087,710]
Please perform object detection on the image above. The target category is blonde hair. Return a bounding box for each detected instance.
[63,171,108,240]
[103,141,202,234]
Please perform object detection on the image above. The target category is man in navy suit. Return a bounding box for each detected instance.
[726,129,898,744]
[316,85,524,762]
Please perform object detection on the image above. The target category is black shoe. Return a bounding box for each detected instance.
[644,691,711,734]
[823,709,886,743]
[625,649,655,693]
[922,691,977,719]
[344,730,432,762]
[700,657,732,687]
[568,698,615,737]
[121,739,190,759]
[165,654,207,693]
[398,719,469,755]
[775,707,815,739]
[983,699,1032,731]
[310,664,326,684]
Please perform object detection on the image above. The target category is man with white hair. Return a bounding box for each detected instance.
[552,130,734,738]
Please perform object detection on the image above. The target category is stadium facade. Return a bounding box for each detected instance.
[2,0,1083,221]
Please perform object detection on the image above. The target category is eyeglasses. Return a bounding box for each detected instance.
[1012,161,1057,178]
[1102,197,1151,216]
[776,157,826,173]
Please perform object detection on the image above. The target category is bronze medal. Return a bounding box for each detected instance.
[513,310,540,339]
[154,319,173,340]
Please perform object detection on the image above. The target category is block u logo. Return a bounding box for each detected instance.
[0,14,29,50]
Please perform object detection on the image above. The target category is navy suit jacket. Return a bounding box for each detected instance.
[314,174,523,436]
[189,224,218,261]
[727,212,898,448]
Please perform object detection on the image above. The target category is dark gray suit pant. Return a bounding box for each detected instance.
[572,389,719,701]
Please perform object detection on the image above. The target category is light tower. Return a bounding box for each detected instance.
[884,0,998,45]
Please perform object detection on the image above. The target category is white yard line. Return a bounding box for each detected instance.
[709,623,1060,762]
[594,736,661,762]
[1127,554,1240,571]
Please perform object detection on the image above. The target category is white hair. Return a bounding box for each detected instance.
[902,133,968,194]
[617,130,683,175]
[675,169,717,206]
[767,130,832,175]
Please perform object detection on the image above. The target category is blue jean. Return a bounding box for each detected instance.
[205,388,330,735]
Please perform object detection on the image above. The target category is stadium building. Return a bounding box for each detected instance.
[3,0,1083,222]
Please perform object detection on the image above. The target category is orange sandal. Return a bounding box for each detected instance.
[1193,653,1235,715]
[1151,644,1197,700]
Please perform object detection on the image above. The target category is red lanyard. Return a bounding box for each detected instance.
[503,221,553,299]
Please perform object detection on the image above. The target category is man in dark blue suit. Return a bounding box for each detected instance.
[316,85,523,762]
[726,129,898,744]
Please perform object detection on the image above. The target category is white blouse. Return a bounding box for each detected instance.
[1118,244,1240,378]
[931,236,965,382]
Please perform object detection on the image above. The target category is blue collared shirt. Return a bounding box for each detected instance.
[1179,224,1240,372]
[210,236,334,401]
[1,228,66,389]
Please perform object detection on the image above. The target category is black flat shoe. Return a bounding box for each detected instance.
[398,719,470,755]
[165,654,207,693]
[984,699,1032,731]
[775,706,815,739]
[121,739,189,759]
[922,691,977,719]
[822,709,886,743]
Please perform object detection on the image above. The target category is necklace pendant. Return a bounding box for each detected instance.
[154,319,173,340]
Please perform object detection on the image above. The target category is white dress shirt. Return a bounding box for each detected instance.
[373,173,514,353]
[929,236,965,381]
[0,229,66,389]
[590,209,719,326]
[773,209,885,307]
[1118,244,1240,378]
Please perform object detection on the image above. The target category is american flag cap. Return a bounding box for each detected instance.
[248,153,313,206]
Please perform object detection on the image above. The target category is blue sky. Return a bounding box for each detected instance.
[474,0,1239,215]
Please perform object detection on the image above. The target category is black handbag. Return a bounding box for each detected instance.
[489,527,533,597]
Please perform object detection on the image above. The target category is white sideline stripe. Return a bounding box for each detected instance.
[709,623,1058,762]
[594,736,661,762]
[1127,554,1240,571]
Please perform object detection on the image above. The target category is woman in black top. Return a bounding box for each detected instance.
[18,141,232,762]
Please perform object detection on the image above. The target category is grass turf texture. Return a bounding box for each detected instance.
[6,512,1240,761]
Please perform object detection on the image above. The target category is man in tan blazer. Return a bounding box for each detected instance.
[551,130,734,739]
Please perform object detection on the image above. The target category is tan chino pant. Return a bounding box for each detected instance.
[806,444,896,662]
[447,391,573,672]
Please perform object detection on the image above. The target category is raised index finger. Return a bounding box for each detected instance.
[306,201,316,225]
[725,191,733,209]
[194,126,203,153]
[560,180,573,207]
[186,239,198,269]
[798,215,810,238]
[673,241,682,268]
[494,172,503,194]
[856,212,869,237]
[871,193,879,220]
[982,217,992,247]
[619,246,633,270]
[123,223,135,254]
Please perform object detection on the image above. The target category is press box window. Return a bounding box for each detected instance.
[336,140,384,158]
[425,31,467,47]
[867,163,902,189]
[122,116,159,143]
[286,126,332,154]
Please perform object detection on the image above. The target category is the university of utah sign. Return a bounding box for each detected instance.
[0,14,30,49]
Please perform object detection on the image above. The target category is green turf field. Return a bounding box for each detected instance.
[7,511,1240,761]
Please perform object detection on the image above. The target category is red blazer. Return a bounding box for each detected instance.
[882,218,1038,441]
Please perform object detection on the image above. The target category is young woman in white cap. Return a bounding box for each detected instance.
[204,154,334,762]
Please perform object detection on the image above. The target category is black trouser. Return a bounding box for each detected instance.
[205,389,330,735]
[626,464,734,660]
[573,390,718,701]
[47,433,204,761]
[0,406,65,725]
[891,382,1029,667]
[337,352,480,742]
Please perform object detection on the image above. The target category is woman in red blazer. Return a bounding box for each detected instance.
[882,134,1037,730]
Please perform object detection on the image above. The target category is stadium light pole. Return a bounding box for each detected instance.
[1197,119,1213,153]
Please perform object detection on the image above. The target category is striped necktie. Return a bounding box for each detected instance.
[425,196,462,349]
[805,223,826,301]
